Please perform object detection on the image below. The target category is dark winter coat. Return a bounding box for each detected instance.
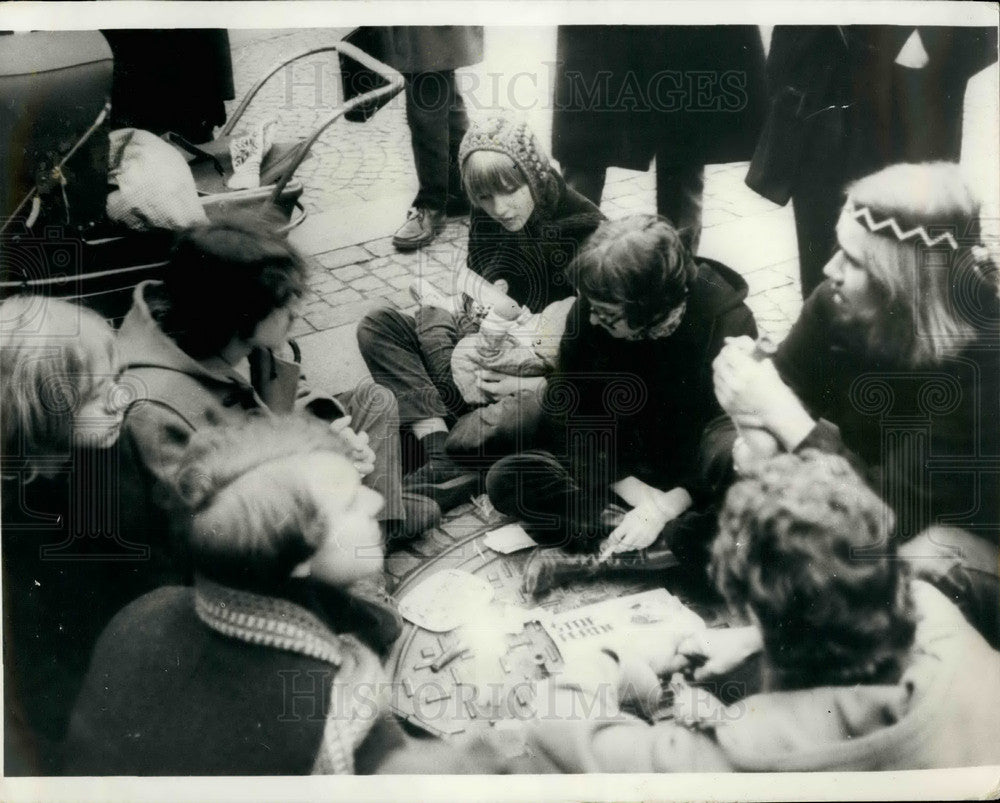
[552,26,767,171]
[1,439,179,776]
[540,258,757,502]
[746,25,999,206]
[467,170,605,314]
[379,26,483,74]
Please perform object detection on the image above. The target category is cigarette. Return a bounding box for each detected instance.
[431,644,469,672]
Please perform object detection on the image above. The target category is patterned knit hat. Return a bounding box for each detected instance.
[458,117,552,205]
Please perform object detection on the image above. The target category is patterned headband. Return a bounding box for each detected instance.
[848,204,960,251]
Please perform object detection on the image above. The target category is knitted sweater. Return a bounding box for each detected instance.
[63,578,405,776]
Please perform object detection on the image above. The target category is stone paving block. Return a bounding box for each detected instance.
[372,262,409,280]
[289,318,317,339]
[362,238,400,259]
[701,207,737,228]
[366,285,401,299]
[746,266,796,296]
[302,298,385,332]
[307,275,346,294]
[387,274,417,291]
[614,193,655,211]
[315,245,371,271]
[430,275,459,296]
[330,264,368,283]
[300,299,333,317]
[384,293,418,313]
[349,275,389,293]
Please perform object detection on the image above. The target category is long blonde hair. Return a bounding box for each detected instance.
[843,162,995,366]
[1,296,116,479]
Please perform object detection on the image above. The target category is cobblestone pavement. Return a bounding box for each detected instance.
[225,28,998,388]
[223,26,999,573]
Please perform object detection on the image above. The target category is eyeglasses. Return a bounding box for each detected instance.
[588,302,626,327]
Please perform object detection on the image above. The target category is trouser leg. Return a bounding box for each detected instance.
[446,77,470,207]
[356,308,451,425]
[561,164,607,207]
[413,305,472,420]
[486,450,606,552]
[406,70,460,212]
[339,379,404,523]
[655,159,705,255]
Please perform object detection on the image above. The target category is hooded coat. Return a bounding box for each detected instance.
[117,280,349,491]
[466,170,606,314]
[539,258,758,502]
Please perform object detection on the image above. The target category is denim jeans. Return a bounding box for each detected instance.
[357,306,477,427]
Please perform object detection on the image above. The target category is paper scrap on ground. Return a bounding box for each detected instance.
[398,569,495,632]
[483,523,538,554]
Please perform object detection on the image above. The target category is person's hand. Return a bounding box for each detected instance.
[598,500,669,557]
[475,370,544,401]
[601,609,707,680]
[599,487,691,558]
[732,431,782,476]
[677,626,763,681]
[669,673,727,730]
[329,416,376,477]
[713,343,805,430]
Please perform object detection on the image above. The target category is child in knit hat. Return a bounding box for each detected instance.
[357,116,604,509]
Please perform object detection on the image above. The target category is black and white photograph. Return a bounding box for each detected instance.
[1,2,998,800]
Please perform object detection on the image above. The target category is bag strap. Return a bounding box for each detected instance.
[123,364,229,431]
[163,131,225,176]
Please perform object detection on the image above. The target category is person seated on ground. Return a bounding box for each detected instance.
[489,451,1000,773]
[485,214,757,561]
[0,297,178,776]
[63,416,413,775]
[117,218,437,550]
[711,161,999,642]
[356,116,605,512]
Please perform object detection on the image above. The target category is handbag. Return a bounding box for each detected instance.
[339,27,394,123]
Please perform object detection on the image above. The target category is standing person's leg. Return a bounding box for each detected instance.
[655,159,705,255]
[445,72,471,216]
[394,71,452,250]
[486,451,607,552]
[561,165,608,207]
[790,179,844,299]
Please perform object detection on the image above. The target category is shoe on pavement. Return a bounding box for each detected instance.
[403,459,482,513]
[383,491,442,546]
[392,206,445,252]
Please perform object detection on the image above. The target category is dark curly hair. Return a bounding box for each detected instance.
[566,214,697,329]
[711,450,917,690]
[157,216,309,360]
